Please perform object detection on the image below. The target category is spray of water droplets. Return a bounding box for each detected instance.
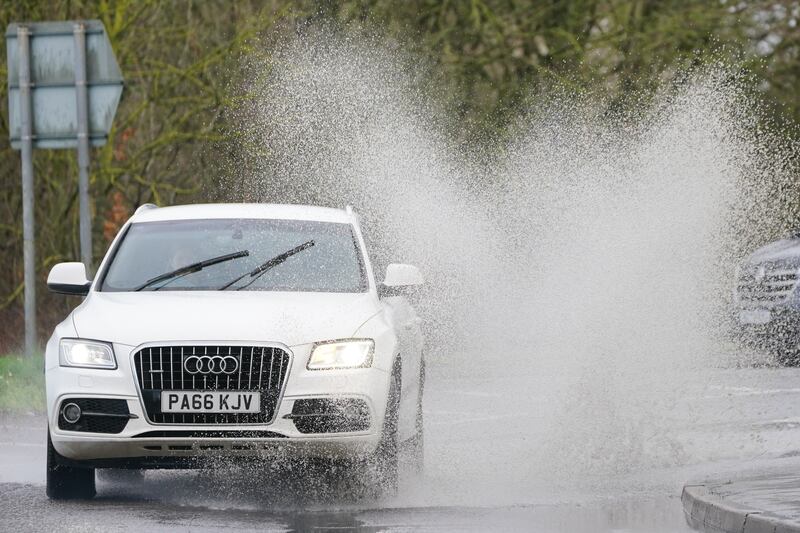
[215,26,798,503]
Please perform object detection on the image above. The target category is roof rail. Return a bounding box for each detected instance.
[134,203,158,215]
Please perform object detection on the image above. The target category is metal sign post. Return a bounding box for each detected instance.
[73,23,92,271]
[16,26,36,356]
[6,20,123,355]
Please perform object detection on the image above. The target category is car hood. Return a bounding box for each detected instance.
[72,291,380,347]
[745,238,800,266]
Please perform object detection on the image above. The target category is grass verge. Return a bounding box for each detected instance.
[0,354,45,413]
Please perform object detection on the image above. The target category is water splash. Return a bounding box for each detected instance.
[220,26,798,502]
[224,28,502,347]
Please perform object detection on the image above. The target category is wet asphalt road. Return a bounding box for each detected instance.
[3,363,800,532]
[0,479,690,532]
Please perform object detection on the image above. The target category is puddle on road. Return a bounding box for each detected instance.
[2,477,691,532]
[93,472,688,532]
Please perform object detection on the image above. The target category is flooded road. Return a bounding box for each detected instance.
[4,361,800,532]
[0,482,687,532]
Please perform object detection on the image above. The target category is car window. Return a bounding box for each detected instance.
[100,218,368,292]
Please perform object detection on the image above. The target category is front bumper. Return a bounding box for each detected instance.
[734,305,800,348]
[51,428,381,467]
[47,343,390,464]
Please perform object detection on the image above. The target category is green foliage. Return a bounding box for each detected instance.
[0,0,298,347]
[0,354,44,413]
[0,0,798,349]
[328,0,778,138]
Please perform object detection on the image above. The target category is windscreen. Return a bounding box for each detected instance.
[100,218,367,292]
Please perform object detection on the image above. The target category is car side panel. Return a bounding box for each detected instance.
[367,298,423,441]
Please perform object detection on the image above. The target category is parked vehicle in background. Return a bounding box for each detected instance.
[44,203,425,499]
[734,232,800,364]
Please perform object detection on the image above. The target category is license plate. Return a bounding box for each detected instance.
[160,391,261,413]
[738,309,772,325]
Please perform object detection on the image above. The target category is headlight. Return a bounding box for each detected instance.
[307,339,374,370]
[59,339,116,369]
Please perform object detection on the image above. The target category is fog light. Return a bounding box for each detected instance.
[62,402,82,424]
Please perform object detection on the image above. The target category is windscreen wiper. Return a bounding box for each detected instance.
[135,250,250,291]
[219,240,314,291]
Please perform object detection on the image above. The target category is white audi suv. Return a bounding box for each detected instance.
[44,203,425,499]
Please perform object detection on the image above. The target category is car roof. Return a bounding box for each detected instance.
[131,203,355,224]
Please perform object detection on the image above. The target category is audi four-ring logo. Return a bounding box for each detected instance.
[183,355,240,375]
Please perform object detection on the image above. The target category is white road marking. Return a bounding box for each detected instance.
[428,412,528,426]
[0,425,44,431]
[752,417,800,427]
[435,389,504,398]
[694,387,800,400]
[0,441,44,448]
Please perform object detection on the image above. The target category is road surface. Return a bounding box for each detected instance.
[2,361,800,532]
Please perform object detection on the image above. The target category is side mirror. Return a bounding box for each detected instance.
[379,263,423,298]
[47,262,91,296]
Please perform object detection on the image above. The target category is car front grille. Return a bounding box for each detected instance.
[737,264,799,307]
[133,345,290,425]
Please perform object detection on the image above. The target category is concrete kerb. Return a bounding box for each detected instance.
[682,483,800,533]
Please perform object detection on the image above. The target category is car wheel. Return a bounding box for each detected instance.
[365,364,401,497]
[775,346,800,366]
[405,360,425,473]
[46,430,96,500]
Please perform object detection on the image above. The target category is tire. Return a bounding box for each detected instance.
[406,360,425,473]
[46,430,96,500]
[365,364,401,497]
[775,346,800,366]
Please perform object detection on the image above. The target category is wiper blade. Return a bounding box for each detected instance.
[219,240,314,291]
[135,250,250,291]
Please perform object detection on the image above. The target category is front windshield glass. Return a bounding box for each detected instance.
[100,218,367,292]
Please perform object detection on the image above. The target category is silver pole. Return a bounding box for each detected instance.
[73,22,92,272]
[17,26,37,356]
